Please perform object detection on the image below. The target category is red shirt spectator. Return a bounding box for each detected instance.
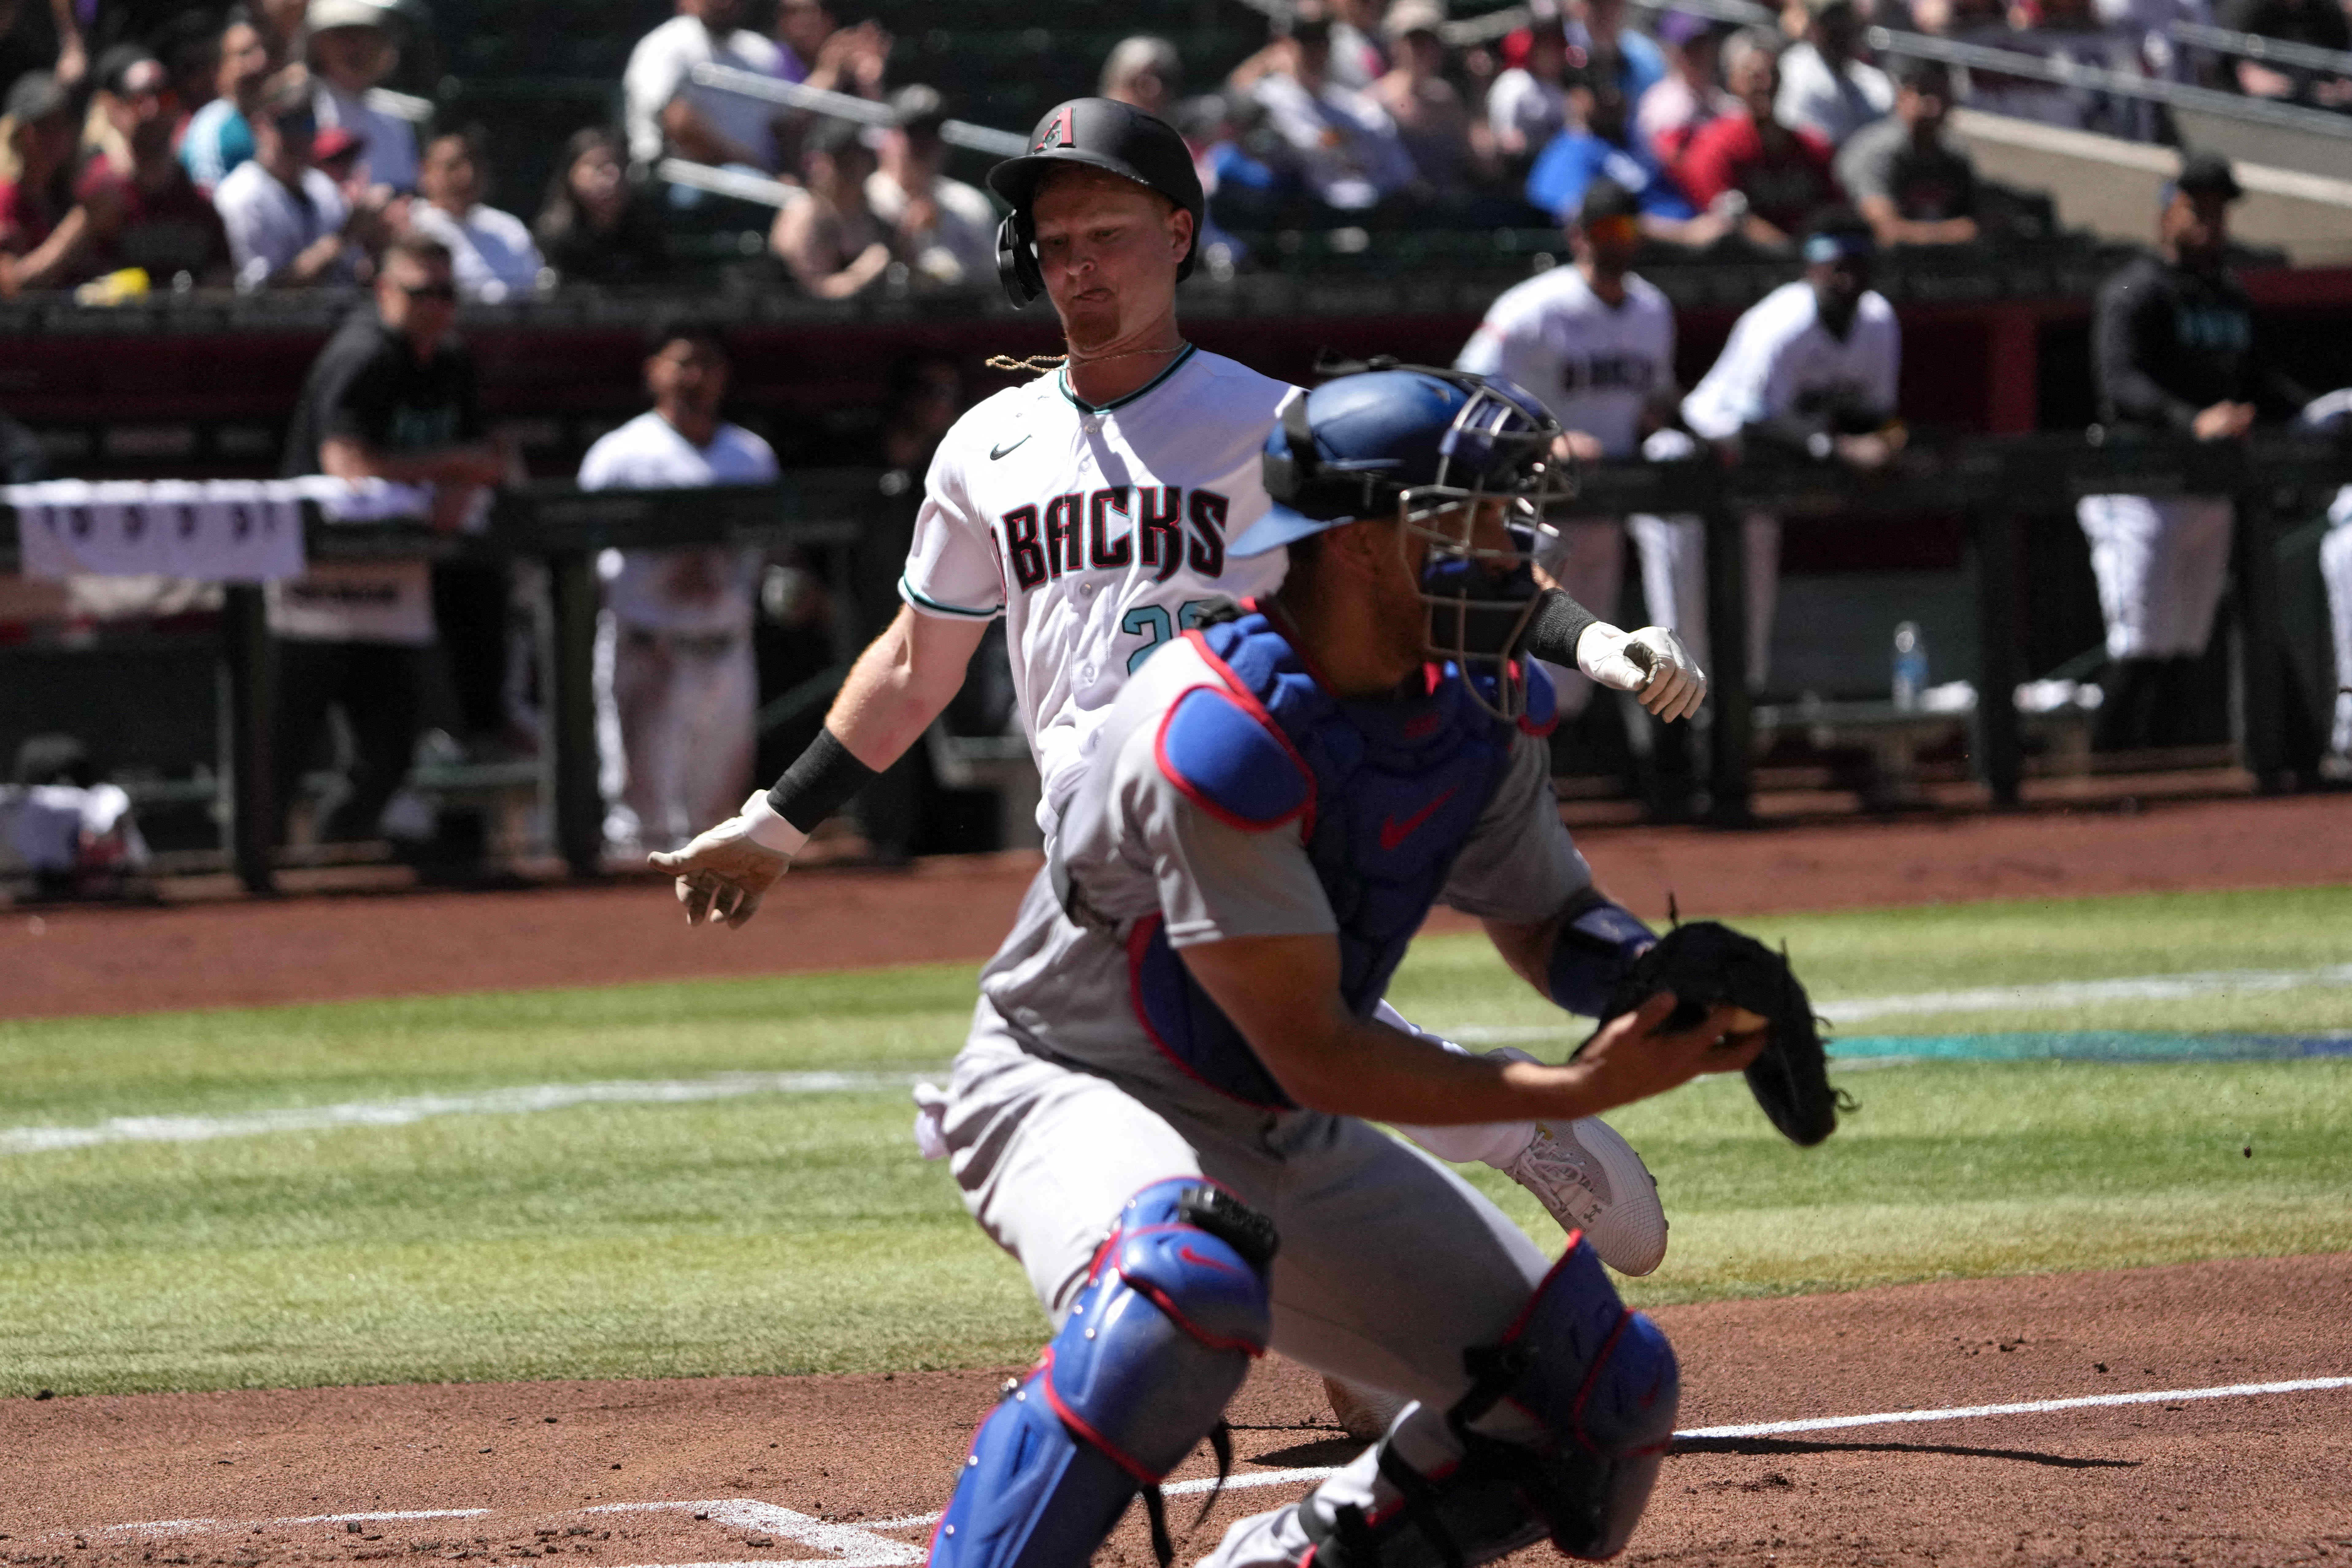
[71,51,232,286]
[1671,30,1842,247]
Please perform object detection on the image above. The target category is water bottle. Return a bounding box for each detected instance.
[1892,621,1928,711]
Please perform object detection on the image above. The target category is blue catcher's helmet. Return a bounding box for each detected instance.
[1232,364,1572,720]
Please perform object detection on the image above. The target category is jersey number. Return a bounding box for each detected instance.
[1122,600,1218,672]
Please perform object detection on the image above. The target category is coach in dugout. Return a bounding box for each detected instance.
[2078,153,2311,752]
[268,233,505,851]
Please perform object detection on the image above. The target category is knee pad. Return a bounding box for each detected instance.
[1297,1238,1676,1568]
[931,1179,1277,1568]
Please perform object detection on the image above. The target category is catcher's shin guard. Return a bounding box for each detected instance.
[1295,1238,1676,1568]
[929,1179,1277,1568]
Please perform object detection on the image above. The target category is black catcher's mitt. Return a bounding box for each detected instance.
[1597,920,1845,1146]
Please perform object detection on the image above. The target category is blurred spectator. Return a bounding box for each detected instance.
[406,129,543,301]
[1638,11,1735,163]
[580,317,778,854]
[255,0,306,66]
[1571,0,1670,106]
[73,48,231,286]
[214,71,385,288]
[269,233,503,849]
[1324,0,1389,90]
[0,70,88,293]
[1775,0,1892,145]
[158,6,222,133]
[0,0,65,98]
[773,0,888,97]
[306,0,417,194]
[624,0,788,175]
[1488,21,1575,170]
[181,10,271,194]
[1675,29,1842,248]
[1370,2,1489,193]
[534,126,670,285]
[1834,57,1979,244]
[1238,1,1416,213]
[1527,54,1734,248]
[2221,0,2352,106]
[1101,34,1183,118]
[1937,0,2116,132]
[2079,156,2311,750]
[866,84,993,290]
[770,112,890,298]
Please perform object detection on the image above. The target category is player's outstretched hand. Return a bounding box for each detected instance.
[646,792,807,929]
[1572,991,1766,1114]
[1578,623,1706,722]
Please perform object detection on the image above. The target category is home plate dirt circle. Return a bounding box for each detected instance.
[7,1255,2346,1568]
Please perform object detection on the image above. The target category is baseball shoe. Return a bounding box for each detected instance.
[1501,1116,1669,1276]
[1322,1374,1412,1444]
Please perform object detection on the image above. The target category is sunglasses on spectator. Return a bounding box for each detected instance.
[397,281,460,302]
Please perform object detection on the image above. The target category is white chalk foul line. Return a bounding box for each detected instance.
[1444,962,2352,1043]
[0,1072,935,1155]
[103,1509,490,1535]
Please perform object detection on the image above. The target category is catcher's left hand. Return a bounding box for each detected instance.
[1591,919,1845,1145]
[1578,623,1707,722]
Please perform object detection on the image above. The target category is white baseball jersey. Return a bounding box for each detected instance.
[579,411,780,636]
[900,345,1295,829]
[1455,267,1676,460]
[1680,281,1900,442]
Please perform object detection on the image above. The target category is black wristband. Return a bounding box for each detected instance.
[1520,586,1602,670]
[767,728,879,835]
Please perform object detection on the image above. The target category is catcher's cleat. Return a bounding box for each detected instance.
[1502,1116,1669,1277]
[1321,1374,1411,1445]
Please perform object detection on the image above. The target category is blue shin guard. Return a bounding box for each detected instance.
[1299,1238,1678,1568]
[929,1179,1277,1568]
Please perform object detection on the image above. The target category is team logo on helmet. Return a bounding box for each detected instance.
[1034,106,1074,152]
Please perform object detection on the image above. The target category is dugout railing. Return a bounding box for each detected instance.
[4,429,2348,893]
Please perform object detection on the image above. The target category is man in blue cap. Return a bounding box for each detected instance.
[921,365,1765,1568]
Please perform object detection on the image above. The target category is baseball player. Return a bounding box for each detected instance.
[2080,153,2312,752]
[1455,177,1684,722]
[925,366,1764,1568]
[1628,206,1901,711]
[650,101,1702,1281]
[579,318,780,852]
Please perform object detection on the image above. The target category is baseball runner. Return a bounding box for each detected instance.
[649,101,1706,1421]
[578,319,779,853]
[924,366,1767,1568]
[2080,153,2312,752]
[1630,206,1902,696]
[1454,177,1685,722]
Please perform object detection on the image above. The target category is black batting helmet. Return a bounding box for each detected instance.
[986,97,1205,307]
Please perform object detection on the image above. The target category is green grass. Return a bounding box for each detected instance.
[2,885,2349,1396]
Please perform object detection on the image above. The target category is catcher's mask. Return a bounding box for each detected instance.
[1232,364,1573,721]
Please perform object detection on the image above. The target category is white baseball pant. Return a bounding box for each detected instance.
[2323,507,2352,758]
[594,613,756,853]
[1627,512,1779,688]
[941,1006,1558,1568]
[2075,494,2235,660]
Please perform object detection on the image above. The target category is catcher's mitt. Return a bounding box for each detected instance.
[1594,919,1846,1145]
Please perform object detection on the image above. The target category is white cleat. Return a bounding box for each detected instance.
[1321,1374,1413,1444]
[1501,1116,1668,1277]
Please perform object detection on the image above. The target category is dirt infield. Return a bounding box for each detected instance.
[9,793,2351,1021]
[4,1254,2345,1567]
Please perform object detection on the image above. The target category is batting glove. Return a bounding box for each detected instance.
[647,791,808,929]
[1578,623,1707,723]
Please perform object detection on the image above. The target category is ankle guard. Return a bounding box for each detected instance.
[929,1180,1277,1568]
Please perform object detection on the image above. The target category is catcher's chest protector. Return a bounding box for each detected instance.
[1133,610,1556,1106]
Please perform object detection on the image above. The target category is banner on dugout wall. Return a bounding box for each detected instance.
[3,477,435,583]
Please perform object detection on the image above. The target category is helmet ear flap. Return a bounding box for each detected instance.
[997,211,1044,307]
[1262,393,1320,504]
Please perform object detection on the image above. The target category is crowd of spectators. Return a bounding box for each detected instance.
[1,0,2348,306]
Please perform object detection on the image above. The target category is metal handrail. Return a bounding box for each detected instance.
[656,157,804,209]
[686,63,1030,159]
[2172,19,2352,77]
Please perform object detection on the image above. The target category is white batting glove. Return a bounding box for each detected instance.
[647,791,808,929]
[1578,623,1707,723]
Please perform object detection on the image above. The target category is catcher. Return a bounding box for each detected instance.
[923,365,1837,1568]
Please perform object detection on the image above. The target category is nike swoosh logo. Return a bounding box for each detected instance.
[1379,787,1458,852]
[989,433,1032,460]
[1177,1245,1240,1274]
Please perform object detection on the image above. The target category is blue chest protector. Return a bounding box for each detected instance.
[1131,608,1555,1107]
